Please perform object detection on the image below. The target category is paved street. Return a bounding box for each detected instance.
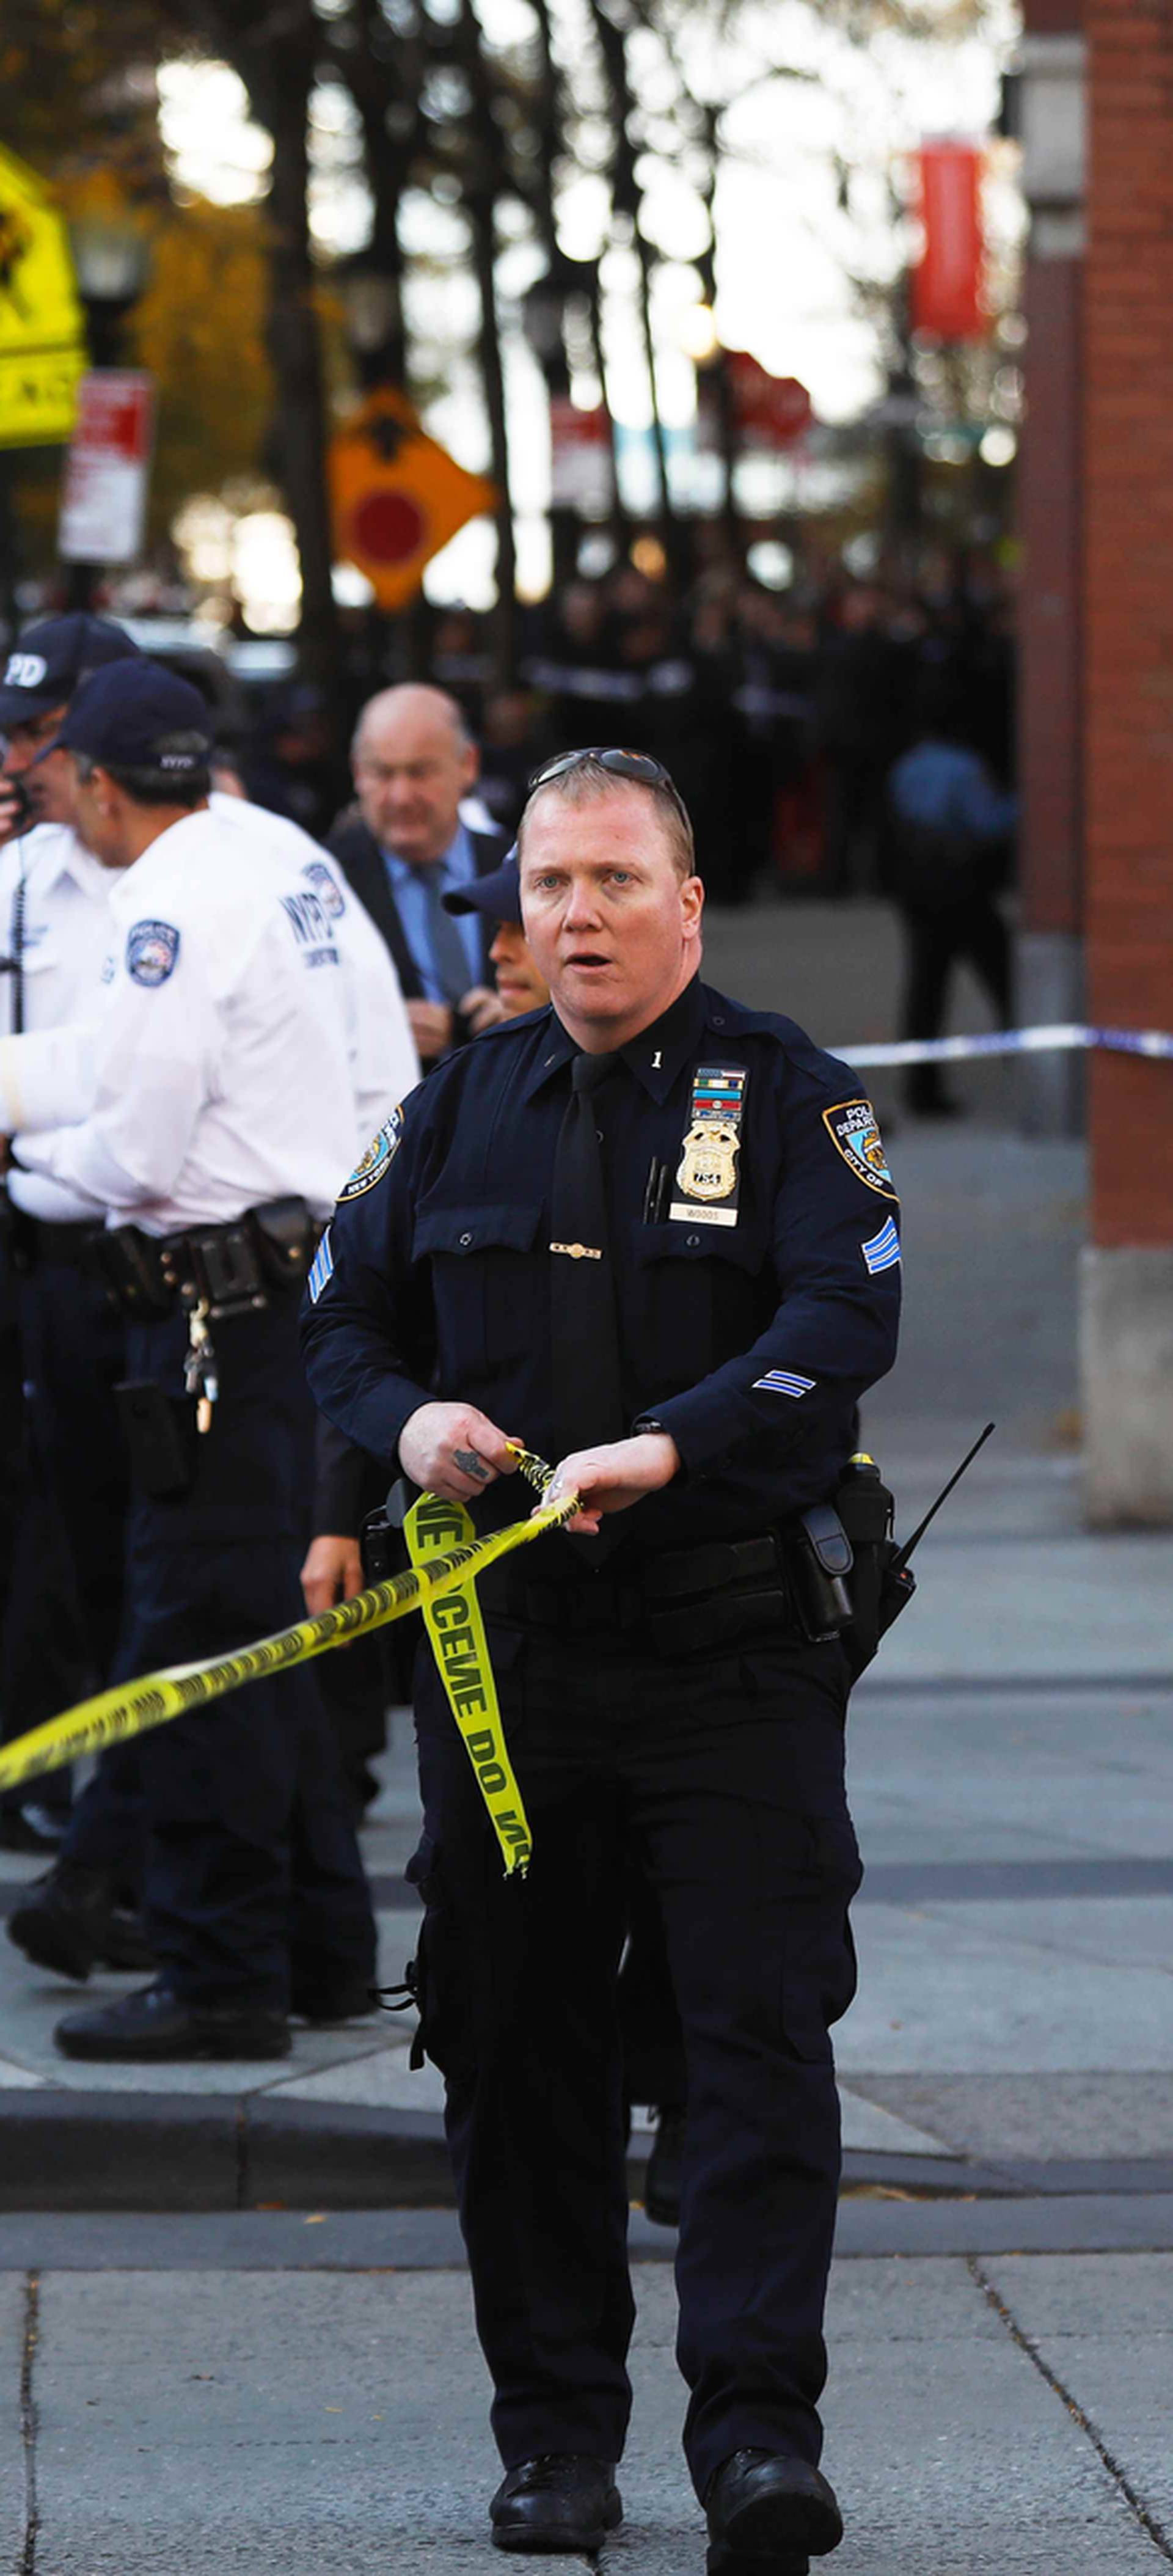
[0,902,1170,2566]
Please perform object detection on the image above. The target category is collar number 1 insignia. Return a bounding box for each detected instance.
[671,1065,747,1228]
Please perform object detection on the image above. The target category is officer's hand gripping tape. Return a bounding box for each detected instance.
[0,1443,572,1878]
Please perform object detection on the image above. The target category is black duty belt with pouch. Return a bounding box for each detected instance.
[360,1428,994,1672]
[109,1198,321,1499]
[96,1195,321,1322]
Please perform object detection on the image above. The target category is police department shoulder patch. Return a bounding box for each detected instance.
[822,1098,896,1197]
[126,920,180,987]
[338,1105,403,1201]
[301,859,346,920]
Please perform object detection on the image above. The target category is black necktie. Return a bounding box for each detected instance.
[549,1052,626,1467]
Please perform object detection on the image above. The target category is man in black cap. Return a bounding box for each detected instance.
[5,659,375,2057]
[0,616,147,1886]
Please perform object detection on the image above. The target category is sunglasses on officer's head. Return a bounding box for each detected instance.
[528,746,676,794]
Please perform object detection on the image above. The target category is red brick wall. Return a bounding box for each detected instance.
[1084,0,1173,1245]
[1020,252,1083,935]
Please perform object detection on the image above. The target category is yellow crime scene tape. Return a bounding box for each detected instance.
[0,1444,572,1875]
[404,1491,533,1873]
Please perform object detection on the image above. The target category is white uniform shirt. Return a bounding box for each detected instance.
[1,797,419,1221]
[14,806,358,1234]
[0,824,115,1220]
[206,795,419,1131]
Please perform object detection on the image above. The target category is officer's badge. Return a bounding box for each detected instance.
[126,919,180,987]
[339,1104,403,1201]
[823,1099,896,1198]
[676,1120,739,1204]
[670,1064,747,1228]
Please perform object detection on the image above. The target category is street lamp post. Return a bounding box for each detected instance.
[64,213,152,610]
[522,257,585,592]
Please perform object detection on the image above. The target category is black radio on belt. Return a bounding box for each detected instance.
[787,1505,855,1644]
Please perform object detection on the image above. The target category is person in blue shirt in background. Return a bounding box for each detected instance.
[887,680,1017,1119]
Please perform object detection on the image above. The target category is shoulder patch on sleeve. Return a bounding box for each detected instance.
[338,1103,403,1202]
[301,858,346,919]
[126,920,180,987]
[822,1097,896,1198]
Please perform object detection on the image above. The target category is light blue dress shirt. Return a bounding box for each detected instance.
[888,741,1017,841]
[381,823,481,1002]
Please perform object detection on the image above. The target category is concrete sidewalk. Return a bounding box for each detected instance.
[5,2241,1172,2571]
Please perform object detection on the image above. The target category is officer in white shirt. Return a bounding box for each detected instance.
[6,661,376,2060]
[205,796,418,1140]
[1,789,419,1157]
[1,622,416,1945]
[0,616,147,1875]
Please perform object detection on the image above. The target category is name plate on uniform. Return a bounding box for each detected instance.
[670,1064,747,1228]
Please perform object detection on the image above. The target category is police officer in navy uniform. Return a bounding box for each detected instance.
[7,664,376,2060]
[302,749,901,2571]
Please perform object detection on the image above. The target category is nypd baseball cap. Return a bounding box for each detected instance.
[37,660,213,774]
[442,846,522,928]
[0,614,142,728]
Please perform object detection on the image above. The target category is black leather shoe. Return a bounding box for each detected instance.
[705,2450,843,2574]
[8,1864,157,1982]
[54,1980,291,2062]
[490,2456,622,2553]
[643,2102,686,2227]
[290,1977,376,2025]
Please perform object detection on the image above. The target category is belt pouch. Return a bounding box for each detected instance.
[247,1195,316,1290]
[787,1506,854,1642]
[649,1582,793,1657]
[97,1227,175,1318]
[188,1223,266,1317]
[115,1380,196,1499]
[360,1508,406,1585]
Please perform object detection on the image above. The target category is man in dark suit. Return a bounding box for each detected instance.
[327,683,508,1066]
[307,683,508,1801]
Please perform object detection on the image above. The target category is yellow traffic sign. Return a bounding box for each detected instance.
[329,389,496,610]
[0,144,87,448]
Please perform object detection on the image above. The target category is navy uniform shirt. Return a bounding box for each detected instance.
[300,976,901,1564]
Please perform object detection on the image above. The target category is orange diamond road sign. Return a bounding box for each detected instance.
[329,389,497,610]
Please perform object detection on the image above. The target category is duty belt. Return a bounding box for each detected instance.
[496,1531,801,1657]
[3,1212,103,1275]
[93,1198,322,1437]
[93,1197,321,1323]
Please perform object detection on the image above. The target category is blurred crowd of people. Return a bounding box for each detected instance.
[420,562,1015,908]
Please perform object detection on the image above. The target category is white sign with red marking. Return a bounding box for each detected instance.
[58,370,155,565]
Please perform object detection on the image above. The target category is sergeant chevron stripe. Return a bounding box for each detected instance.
[753,1368,816,1398]
[861,1217,901,1275]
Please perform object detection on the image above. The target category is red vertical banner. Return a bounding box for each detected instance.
[912,142,986,340]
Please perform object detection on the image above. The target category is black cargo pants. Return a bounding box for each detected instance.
[409,1615,861,2501]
